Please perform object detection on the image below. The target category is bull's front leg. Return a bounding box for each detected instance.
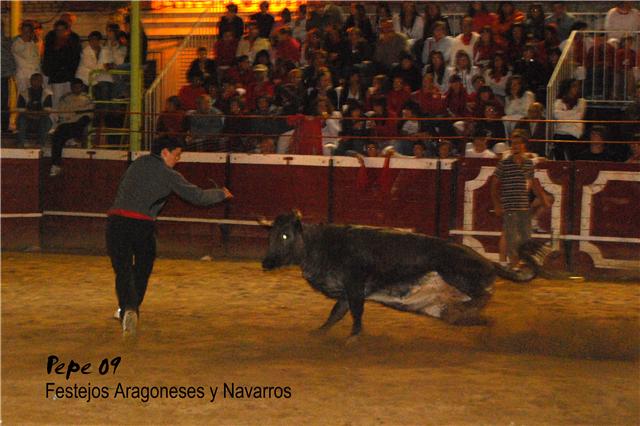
[312,299,349,334]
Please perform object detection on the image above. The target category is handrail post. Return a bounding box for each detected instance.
[130,1,142,152]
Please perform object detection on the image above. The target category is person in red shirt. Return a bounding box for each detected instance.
[493,2,525,45]
[225,55,255,90]
[468,1,497,34]
[275,26,300,65]
[214,30,239,68]
[615,35,638,99]
[245,64,275,110]
[286,97,326,155]
[386,76,411,116]
[412,72,446,116]
[178,74,207,111]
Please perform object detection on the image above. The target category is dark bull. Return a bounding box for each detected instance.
[261,211,547,337]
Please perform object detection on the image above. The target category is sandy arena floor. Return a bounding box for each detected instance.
[1,252,639,425]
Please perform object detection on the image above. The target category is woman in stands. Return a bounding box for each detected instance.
[393,2,424,47]
[484,52,512,98]
[445,50,480,94]
[424,50,448,94]
[473,26,499,69]
[503,75,535,136]
[552,78,587,160]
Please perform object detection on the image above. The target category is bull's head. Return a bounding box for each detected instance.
[261,210,303,270]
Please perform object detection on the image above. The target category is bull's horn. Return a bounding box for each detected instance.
[256,216,272,227]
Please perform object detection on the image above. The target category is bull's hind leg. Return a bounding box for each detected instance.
[313,299,349,334]
[441,292,492,326]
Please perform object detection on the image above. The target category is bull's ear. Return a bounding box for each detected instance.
[256,216,272,229]
[292,209,303,221]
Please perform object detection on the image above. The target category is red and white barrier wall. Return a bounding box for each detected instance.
[1,149,638,275]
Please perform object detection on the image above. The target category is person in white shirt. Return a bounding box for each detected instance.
[503,75,535,135]
[105,24,127,66]
[421,21,454,65]
[484,53,512,98]
[444,50,480,94]
[75,31,114,94]
[450,16,479,66]
[12,22,41,93]
[392,2,425,48]
[465,128,497,158]
[552,78,587,160]
[236,21,272,64]
[604,2,640,44]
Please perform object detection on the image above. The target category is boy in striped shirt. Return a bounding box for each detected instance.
[491,131,551,269]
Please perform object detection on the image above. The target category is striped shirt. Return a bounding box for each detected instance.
[494,156,534,211]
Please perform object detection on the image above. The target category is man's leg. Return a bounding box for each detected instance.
[37,116,52,147]
[132,221,156,310]
[504,211,520,268]
[106,216,138,315]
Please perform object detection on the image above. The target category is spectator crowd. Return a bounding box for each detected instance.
[2,2,639,166]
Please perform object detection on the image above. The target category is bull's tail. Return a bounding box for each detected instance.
[493,240,551,283]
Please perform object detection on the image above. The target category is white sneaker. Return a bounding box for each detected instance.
[49,165,62,177]
[113,308,121,320]
[122,310,138,338]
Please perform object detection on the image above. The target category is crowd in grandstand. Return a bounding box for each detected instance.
[2,1,639,168]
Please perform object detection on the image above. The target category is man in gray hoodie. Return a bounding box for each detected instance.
[106,136,233,338]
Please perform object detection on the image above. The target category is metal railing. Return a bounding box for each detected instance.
[143,6,217,150]
[547,30,640,141]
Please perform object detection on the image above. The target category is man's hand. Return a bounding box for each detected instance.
[221,187,233,200]
[356,154,365,166]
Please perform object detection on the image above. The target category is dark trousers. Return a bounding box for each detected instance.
[552,134,584,161]
[106,215,156,316]
[51,116,91,165]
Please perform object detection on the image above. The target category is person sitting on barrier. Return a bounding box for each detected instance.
[49,78,93,176]
[16,73,53,148]
[355,142,394,193]
[465,128,496,158]
[515,101,547,157]
[184,94,224,152]
[178,73,207,111]
[491,131,550,269]
[576,126,616,162]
